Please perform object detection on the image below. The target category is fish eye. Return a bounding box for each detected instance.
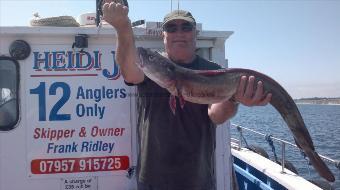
[148,55,156,62]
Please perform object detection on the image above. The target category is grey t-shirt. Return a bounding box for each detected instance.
[136,55,222,190]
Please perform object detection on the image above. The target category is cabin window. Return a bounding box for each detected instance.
[196,48,211,60]
[0,57,19,131]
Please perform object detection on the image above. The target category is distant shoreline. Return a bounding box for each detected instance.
[294,97,340,105]
[295,102,340,106]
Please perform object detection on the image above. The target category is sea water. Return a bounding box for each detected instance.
[231,104,340,188]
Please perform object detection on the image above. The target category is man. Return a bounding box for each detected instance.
[103,1,272,189]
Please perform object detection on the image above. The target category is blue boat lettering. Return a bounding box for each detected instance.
[32,50,121,80]
[33,50,101,71]
[102,51,120,80]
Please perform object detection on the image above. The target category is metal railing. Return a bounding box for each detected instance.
[230,123,340,174]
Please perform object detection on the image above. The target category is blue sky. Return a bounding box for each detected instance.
[1,0,340,98]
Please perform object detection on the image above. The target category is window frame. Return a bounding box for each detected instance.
[0,56,20,131]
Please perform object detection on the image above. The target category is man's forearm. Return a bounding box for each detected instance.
[102,2,144,84]
[115,22,144,83]
[208,100,239,125]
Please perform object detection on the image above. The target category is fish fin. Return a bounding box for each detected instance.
[193,69,228,76]
[175,83,185,109]
[305,150,335,182]
[169,95,176,115]
[178,93,186,109]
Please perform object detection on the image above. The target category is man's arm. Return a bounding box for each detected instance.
[208,100,239,125]
[208,76,272,124]
[102,0,144,84]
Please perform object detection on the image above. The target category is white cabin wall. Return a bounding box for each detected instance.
[210,37,232,190]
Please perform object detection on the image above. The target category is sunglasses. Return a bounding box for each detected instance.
[163,22,195,33]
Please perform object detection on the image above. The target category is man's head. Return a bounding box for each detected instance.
[161,10,197,64]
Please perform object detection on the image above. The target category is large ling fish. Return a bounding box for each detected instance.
[135,47,335,182]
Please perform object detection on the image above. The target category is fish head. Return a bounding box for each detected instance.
[136,47,177,89]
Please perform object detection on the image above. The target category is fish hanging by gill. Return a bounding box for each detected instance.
[135,47,335,182]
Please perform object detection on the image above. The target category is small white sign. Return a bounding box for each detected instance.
[61,177,98,190]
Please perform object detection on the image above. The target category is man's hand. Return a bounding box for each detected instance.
[234,76,272,106]
[102,0,130,30]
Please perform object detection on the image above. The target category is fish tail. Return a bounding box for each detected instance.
[305,150,335,182]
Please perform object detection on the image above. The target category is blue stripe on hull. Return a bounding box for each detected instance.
[234,157,287,190]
